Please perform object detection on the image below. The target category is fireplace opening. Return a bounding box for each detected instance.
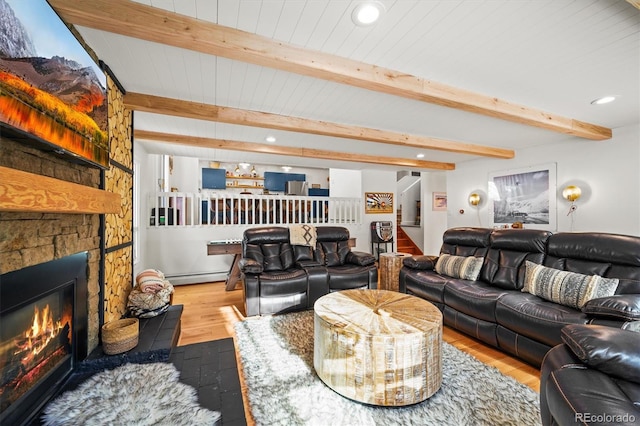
[0,252,88,426]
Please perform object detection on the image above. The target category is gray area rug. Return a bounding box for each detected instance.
[41,362,221,426]
[234,310,541,426]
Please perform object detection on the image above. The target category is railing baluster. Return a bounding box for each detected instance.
[148,192,361,227]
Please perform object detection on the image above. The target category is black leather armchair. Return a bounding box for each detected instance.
[540,324,640,426]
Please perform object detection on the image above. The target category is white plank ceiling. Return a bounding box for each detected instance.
[66,0,639,171]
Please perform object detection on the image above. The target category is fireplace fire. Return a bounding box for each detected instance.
[1,298,73,412]
[0,252,88,425]
[18,304,69,360]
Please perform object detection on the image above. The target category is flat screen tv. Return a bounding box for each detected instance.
[0,0,109,169]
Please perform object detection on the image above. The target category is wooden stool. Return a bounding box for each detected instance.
[314,289,442,406]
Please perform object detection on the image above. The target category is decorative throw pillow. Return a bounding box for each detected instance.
[522,261,619,309]
[435,254,484,281]
[289,225,317,247]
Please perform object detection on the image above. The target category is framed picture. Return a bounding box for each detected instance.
[365,192,393,214]
[432,192,447,211]
[488,163,557,231]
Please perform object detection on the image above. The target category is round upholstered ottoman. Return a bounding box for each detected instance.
[313,289,442,406]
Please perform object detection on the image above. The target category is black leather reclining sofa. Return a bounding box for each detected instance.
[240,226,377,316]
[399,227,640,367]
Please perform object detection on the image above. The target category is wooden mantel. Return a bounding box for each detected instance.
[0,166,121,214]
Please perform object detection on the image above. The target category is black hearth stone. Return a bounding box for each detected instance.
[170,338,247,426]
[78,304,183,374]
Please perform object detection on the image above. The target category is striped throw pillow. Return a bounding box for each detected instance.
[435,254,484,281]
[523,261,619,309]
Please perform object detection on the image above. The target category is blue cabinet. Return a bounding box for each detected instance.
[264,172,305,192]
[202,168,226,189]
[308,188,329,197]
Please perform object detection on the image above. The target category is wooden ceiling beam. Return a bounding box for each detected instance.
[124,92,513,159]
[133,130,455,171]
[49,0,611,141]
[626,1,640,10]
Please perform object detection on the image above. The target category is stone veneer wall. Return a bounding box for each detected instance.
[0,74,133,352]
[0,138,103,350]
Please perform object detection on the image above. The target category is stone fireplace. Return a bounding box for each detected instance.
[0,253,88,425]
[0,138,102,348]
[0,74,134,423]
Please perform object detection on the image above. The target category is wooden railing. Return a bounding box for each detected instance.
[148,192,362,227]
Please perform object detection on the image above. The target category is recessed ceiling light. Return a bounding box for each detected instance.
[352,2,384,26]
[590,96,616,105]
[265,135,276,143]
[416,153,425,158]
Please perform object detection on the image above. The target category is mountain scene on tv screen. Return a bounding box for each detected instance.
[0,0,108,167]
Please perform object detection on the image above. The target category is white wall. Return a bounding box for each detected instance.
[133,145,157,278]
[399,179,421,225]
[421,172,448,255]
[329,168,361,197]
[170,156,199,193]
[446,124,640,236]
[134,151,237,283]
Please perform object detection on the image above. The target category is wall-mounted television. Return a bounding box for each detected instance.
[0,0,109,169]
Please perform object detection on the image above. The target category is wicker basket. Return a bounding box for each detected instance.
[102,318,139,355]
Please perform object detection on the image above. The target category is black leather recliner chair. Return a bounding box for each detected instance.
[240,226,377,316]
[240,227,310,317]
[540,324,640,426]
[314,226,378,293]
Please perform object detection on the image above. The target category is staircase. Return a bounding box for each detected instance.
[396,210,422,255]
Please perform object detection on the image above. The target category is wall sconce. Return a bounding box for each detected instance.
[562,185,582,203]
[468,193,481,207]
[234,164,241,176]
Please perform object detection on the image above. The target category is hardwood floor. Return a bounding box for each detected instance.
[172,282,540,424]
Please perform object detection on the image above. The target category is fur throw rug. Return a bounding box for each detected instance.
[235,310,541,426]
[41,362,221,426]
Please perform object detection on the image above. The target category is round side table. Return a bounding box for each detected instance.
[378,252,412,292]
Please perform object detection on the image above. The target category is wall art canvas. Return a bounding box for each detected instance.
[0,0,109,168]
[365,192,393,214]
[432,192,447,211]
[488,163,557,231]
